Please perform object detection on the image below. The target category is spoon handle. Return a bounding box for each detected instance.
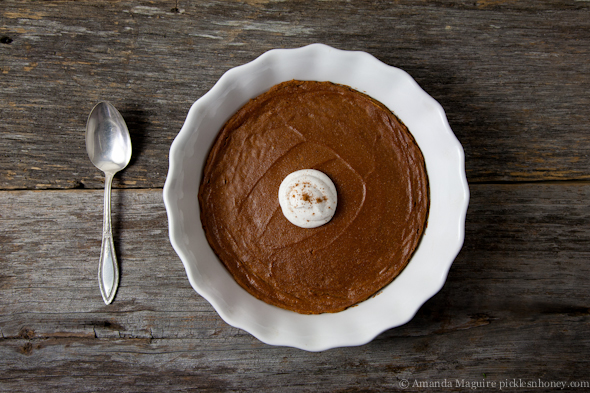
[98,172,120,304]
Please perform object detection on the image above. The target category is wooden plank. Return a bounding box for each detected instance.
[1,0,590,190]
[0,319,588,393]
[1,184,589,390]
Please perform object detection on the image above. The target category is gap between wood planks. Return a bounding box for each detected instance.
[2,179,590,193]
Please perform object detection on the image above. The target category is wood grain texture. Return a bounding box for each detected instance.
[1,0,590,190]
[1,184,589,391]
[2,1,590,391]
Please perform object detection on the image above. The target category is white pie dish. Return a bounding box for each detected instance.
[163,43,469,351]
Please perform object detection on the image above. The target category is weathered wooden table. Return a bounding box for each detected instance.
[2,1,589,391]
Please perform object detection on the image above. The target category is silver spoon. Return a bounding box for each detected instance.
[86,102,132,304]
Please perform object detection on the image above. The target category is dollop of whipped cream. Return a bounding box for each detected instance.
[278,169,337,228]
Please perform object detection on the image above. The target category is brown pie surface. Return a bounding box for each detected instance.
[199,80,429,314]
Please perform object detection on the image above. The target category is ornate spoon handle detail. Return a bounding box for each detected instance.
[98,172,119,304]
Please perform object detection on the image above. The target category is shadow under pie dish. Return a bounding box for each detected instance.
[164,44,469,351]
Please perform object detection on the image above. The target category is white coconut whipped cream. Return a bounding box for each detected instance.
[278,169,337,228]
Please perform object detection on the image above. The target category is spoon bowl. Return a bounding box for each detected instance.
[86,102,132,173]
[86,101,132,304]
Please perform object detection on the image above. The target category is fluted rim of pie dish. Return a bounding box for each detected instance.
[164,43,469,351]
